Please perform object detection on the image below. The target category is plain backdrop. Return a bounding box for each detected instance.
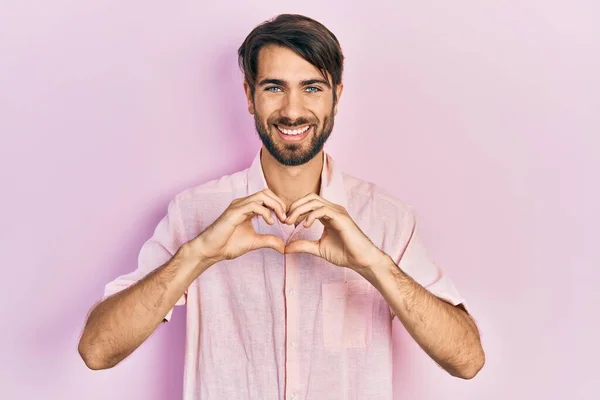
[1,1,598,399]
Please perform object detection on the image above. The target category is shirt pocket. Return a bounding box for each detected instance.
[321,279,374,352]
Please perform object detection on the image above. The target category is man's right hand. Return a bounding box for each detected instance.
[79,190,289,370]
[189,189,288,264]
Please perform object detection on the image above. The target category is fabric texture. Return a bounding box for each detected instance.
[103,148,466,400]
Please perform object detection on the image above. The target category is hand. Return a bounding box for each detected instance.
[283,194,386,272]
[190,189,288,263]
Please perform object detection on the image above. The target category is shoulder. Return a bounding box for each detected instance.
[342,172,416,223]
[340,172,419,255]
[174,168,247,203]
[163,167,251,226]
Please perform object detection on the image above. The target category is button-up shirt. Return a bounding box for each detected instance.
[103,148,466,399]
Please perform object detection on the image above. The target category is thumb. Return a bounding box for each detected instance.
[285,239,320,256]
[253,234,285,254]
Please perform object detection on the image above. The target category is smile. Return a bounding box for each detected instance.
[275,124,312,142]
[276,125,311,135]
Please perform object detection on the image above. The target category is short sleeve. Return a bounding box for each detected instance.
[390,209,467,319]
[102,198,187,322]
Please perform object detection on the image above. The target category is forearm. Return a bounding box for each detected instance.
[361,254,485,379]
[78,243,211,370]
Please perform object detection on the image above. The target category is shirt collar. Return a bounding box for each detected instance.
[247,147,348,211]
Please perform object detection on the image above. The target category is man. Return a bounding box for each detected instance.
[78,13,485,399]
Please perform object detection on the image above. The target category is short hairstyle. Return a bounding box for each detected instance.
[237,14,344,99]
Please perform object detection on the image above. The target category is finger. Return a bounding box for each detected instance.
[288,193,332,214]
[285,239,320,256]
[303,206,330,228]
[247,191,287,222]
[260,190,288,221]
[252,234,285,254]
[293,210,312,226]
[287,193,320,214]
[286,199,327,225]
[230,201,274,225]
[262,189,287,212]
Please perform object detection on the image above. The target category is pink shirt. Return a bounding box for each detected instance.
[103,148,466,400]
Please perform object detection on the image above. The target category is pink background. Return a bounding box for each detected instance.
[1,1,598,399]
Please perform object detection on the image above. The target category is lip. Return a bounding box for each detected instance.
[275,124,312,142]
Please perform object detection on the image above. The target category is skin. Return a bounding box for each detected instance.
[243,44,343,210]
[78,43,484,379]
[251,44,485,379]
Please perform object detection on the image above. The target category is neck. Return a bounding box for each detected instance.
[260,147,323,211]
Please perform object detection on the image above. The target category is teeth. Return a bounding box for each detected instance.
[279,125,310,135]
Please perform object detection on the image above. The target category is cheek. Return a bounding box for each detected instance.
[308,95,333,111]
[255,98,281,119]
[313,103,333,122]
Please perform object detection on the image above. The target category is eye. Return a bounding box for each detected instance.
[305,86,321,93]
[265,86,282,92]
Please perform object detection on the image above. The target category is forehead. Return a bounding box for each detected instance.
[256,44,324,81]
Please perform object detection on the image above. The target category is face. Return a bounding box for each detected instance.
[244,45,343,166]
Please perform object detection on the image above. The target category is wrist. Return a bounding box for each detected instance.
[181,239,219,274]
[353,250,393,283]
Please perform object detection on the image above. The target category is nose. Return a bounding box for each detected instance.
[279,90,305,123]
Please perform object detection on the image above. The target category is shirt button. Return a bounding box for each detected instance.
[289,289,294,296]
[290,394,296,399]
[291,341,295,347]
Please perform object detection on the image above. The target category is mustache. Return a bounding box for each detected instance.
[270,116,317,127]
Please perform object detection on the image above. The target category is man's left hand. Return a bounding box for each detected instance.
[284,193,386,272]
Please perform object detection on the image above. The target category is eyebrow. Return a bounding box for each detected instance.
[257,78,331,89]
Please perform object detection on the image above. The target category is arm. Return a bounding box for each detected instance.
[78,244,212,370]
[281,193,485,379]
[363,254,485,379]
[78,189,287,370]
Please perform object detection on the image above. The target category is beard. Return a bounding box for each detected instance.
[254,106,335,167]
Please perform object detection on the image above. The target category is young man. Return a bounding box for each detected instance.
[78,13,485,399]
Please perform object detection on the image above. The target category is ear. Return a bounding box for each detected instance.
[333,83,344,115]
[243,81,255,115]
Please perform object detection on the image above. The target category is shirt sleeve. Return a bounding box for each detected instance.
[389,208,467,319]
[102,198,187,322]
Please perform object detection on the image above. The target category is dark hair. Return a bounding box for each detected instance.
[237,14,344,99]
